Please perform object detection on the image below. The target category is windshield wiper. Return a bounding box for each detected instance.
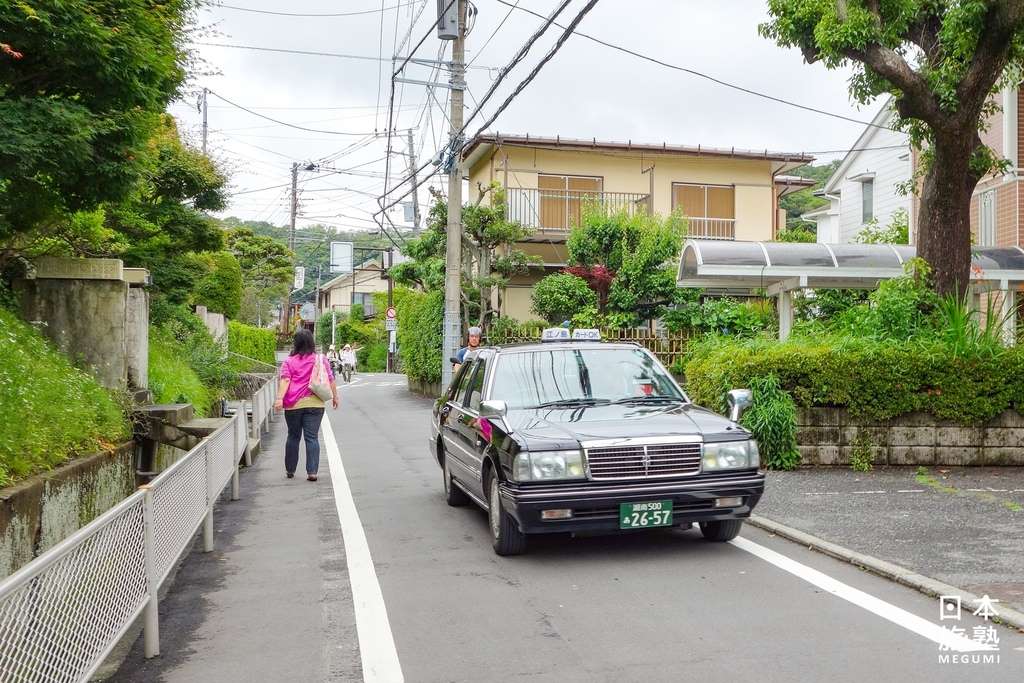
[612,395,687,405]
[534,398,609,409]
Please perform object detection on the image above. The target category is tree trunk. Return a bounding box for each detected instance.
[479,246,491,330]
[916,131,982,298]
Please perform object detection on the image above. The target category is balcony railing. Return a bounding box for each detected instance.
[686,217,735,240]
[506,188,651,233]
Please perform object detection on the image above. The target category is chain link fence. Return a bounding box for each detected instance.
[0,377,278,683]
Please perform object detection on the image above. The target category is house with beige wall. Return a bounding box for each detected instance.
[462,134,813,320]
[317,255,388,318]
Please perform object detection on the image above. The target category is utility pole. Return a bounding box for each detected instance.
[386,245,395,373]
[201,88,209,155]
[441,0,467,390]
[281,162,299,333]
[406,129,421,234]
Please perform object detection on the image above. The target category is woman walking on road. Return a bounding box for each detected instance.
[274,329,338,481]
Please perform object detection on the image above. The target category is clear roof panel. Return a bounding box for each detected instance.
[829,243,904,269]
[692,240,766,267]
[762,242,835,268]
[973,247,1024,271]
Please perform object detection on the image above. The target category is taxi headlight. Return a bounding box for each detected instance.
[513,450,586,481]
[702,440,759,471]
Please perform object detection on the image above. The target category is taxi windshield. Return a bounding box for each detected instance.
[490,347,686,410]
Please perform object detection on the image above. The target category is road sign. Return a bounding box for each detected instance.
[385,319,398,331]
[330,242,353,274]
[385,306,397,320]
[299,302,316,322]
[293,266,305,290]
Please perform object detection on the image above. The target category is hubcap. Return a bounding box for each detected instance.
[489,479,500,538]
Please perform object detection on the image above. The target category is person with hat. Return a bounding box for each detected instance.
[454,326,482,369]
[339,343,358,382]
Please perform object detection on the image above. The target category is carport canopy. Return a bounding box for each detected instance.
[677,239,1024,340]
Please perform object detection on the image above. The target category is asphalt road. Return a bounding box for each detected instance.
[324,375,1024,682]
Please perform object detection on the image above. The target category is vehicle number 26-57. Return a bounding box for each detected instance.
[619,500,673,529]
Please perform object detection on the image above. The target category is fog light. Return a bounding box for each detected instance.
[541,509,573,520]
[714,496,743,508]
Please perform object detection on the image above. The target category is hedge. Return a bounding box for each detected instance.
[0,309,131,487]
[228,321,276,368]
[684,335,1024,425]
[394,287,443,384]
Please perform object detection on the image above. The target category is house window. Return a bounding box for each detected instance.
[980,190,996,246]
[351,291,375,317]
[538,174,602,230]
[862,179,874,223]
[671,183,735,238]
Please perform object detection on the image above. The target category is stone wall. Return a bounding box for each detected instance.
[797,408,1024,466]
[126,287,149,389]
[195,304,226,341]
[15,277,129,389]
[0,443,135,579]
[407,376,442,399]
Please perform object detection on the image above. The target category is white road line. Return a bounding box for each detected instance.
[322,417,404,682]
[730,536,993,653]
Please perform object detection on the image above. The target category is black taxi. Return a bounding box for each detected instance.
[429,328,765,555]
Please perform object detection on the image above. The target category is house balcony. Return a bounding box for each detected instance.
[506,188,651,238]
[686,217,735,240]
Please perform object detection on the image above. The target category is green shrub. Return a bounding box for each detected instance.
[359,343,388,372]
[192,251,243,318]
[740,375,800,470]
[849,434,874,472]
[531,273,597,324]
[228,321,276,368]
[685,334,1024,425]
[775,226,816,242]
[0,309,131,486]
[665,296,775,337]
[149,328,213,416]
[394,287,443,384]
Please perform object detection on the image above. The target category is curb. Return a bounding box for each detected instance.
[747,514,1024,633]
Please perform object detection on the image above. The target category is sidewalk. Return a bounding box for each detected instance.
[756,467,1024,614]
[107,416,360,682]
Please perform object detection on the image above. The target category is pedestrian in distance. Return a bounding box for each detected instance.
[274,329,338,482]
[327,343,341,374]
[452,325,482,372]
[339,343,358,383]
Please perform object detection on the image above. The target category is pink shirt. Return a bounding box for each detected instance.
[280,353,334,408]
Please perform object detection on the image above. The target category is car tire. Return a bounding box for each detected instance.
[699,519,743,542]
[488,474,526,556]
[442,454,469,507]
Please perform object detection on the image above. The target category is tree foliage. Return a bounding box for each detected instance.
[760,1,1024,295]
[0,0,198,238]
[530,272,597,325]
[227,227,294,325]
[191,251,243,318]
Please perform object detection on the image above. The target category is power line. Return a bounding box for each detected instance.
[495,0,889,131]
[228,171,337,196]
[209,91,397,136]
[211,2,415,18]
[467,0,519,67]
[189,40,495,69]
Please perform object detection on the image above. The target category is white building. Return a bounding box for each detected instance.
[804,101,912,244]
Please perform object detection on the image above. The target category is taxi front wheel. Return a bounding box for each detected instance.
[699,519,743,542]
[488,475,526,556]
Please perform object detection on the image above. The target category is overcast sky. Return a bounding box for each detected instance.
[170,0,878,232]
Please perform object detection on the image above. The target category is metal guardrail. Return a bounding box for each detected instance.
[0,378,278,683]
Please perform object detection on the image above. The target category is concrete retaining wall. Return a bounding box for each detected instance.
[195,305,226,341]
[407,376,442,399]
[797,408,1024,466]
[0,443,135,580]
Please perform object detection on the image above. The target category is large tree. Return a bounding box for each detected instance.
[761,1,1024,295]
[0,0,198,240]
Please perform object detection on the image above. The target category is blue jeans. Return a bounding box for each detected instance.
[284,407,325,475]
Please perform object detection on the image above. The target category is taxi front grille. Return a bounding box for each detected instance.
[586,443,702,480]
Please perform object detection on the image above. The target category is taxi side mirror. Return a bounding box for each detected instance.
[479,400,507,419]
[726,389,753,422]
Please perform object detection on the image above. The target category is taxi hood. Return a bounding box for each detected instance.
[506,402,748,451]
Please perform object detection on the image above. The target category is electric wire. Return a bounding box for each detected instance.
[209,91,395,136]
[211,2,415,18]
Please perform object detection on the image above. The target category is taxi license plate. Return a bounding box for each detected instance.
[619,500,673,529]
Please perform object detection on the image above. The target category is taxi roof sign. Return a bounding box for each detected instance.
[541,328,571,342]
[571,328,601,341]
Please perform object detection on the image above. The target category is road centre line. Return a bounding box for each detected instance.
[729,536,991,653]
[322,417,405,682]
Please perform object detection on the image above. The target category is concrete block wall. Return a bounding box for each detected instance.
[797,408,1024,466]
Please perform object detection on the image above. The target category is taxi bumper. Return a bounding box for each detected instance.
[498,471,764,534]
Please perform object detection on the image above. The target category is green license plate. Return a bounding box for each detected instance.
[619,500,673,529]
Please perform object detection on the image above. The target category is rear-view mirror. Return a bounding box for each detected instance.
[479,400,507,419]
